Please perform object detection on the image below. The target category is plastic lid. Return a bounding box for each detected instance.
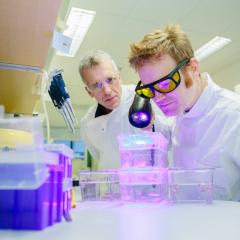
[0,149,50,189]
[118,132,168,151]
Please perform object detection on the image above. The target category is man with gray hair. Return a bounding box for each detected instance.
[79,50,170,169]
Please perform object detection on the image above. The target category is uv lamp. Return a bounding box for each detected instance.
[128,94,152,128]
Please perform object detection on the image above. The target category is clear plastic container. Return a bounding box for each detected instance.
[118,132,169,168]
[168,168,214,204]
[0,147,65,230]
[79,170,120,201]
[0,116,43,148]
[119,167,169,203]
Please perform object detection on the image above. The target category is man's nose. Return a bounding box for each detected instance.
[153,90,165,100]
[102,83,112,94]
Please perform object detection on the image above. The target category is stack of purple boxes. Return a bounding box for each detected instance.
[0,144,73,230]
[44,144,73,221]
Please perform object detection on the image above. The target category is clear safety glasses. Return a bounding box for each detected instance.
[87,77,119,93]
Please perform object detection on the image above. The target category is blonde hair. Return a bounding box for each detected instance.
[129,24,194,69]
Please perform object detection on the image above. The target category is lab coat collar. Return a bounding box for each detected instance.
[111,85,133,113]
[182,73,221,118]
[119,85,128,106]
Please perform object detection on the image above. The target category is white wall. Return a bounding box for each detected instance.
[212,60,240,91]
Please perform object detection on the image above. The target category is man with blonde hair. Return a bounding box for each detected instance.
[129,24,240,200]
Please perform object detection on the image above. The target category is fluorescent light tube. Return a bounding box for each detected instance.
[195,36,231,62]
[57,7,96,57]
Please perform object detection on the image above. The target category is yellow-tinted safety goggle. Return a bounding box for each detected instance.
[135,58,190,98]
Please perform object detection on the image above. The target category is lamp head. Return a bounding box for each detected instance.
[128,94,152,128]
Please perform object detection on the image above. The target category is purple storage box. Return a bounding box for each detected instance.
[0,148,65,230]
[0,182,51,230]
[44,144,73,219]
[47,164,64,225]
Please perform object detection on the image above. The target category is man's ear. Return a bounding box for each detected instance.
[85,86,94,97]
[189,57,200,75]
[116,71,122,84]
[184,58,200,88]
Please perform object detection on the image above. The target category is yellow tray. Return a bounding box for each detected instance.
[0,128,33,148]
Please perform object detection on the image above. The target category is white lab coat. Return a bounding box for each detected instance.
[80,85,171,169]
[171,73,240,200]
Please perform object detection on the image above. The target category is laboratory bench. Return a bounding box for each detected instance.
[0,200,240,240]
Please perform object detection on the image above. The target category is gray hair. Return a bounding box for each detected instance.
[78,50,119,82]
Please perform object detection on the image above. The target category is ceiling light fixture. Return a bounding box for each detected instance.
[195,36,232,62]
[57,7,96,57]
